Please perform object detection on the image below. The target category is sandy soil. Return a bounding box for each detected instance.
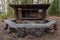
[0,16,60,40]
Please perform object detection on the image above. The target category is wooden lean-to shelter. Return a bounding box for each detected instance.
[4,4,58,37]
[10,4,50,23]
[10,4,50,19]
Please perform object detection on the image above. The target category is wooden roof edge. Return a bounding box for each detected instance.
[10,3,50,5]
[9,4,50,9]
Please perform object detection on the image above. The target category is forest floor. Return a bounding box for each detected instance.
[0,16,60,40]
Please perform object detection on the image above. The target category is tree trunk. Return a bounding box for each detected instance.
[59,0,60,13]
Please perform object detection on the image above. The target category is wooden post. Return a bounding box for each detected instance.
[14,8,18,19]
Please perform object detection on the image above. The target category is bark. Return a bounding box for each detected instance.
[59,0,60,13]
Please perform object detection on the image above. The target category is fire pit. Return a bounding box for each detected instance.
[4,4,58,37]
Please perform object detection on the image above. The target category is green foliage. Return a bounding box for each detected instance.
[9,0,33,4]
[0,13,3,19]
[4,0,14,19]
[48,0,59,16]
[7,6,14,18]
[21,0,33,4]
[0,14,2,19]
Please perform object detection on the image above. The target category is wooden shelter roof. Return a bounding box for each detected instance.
[10,4,50,9]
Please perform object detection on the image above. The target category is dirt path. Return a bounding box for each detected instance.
[0,16,60,40]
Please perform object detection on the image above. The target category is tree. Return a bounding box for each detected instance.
[5,0,14,18]
[48,0,59,16]
[59,0,60,13]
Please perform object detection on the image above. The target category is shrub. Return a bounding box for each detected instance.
[48,0,59,16]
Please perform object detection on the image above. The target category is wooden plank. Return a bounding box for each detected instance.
[12,20,57,28]
[4,20,57,28]
[4,20,16,27]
